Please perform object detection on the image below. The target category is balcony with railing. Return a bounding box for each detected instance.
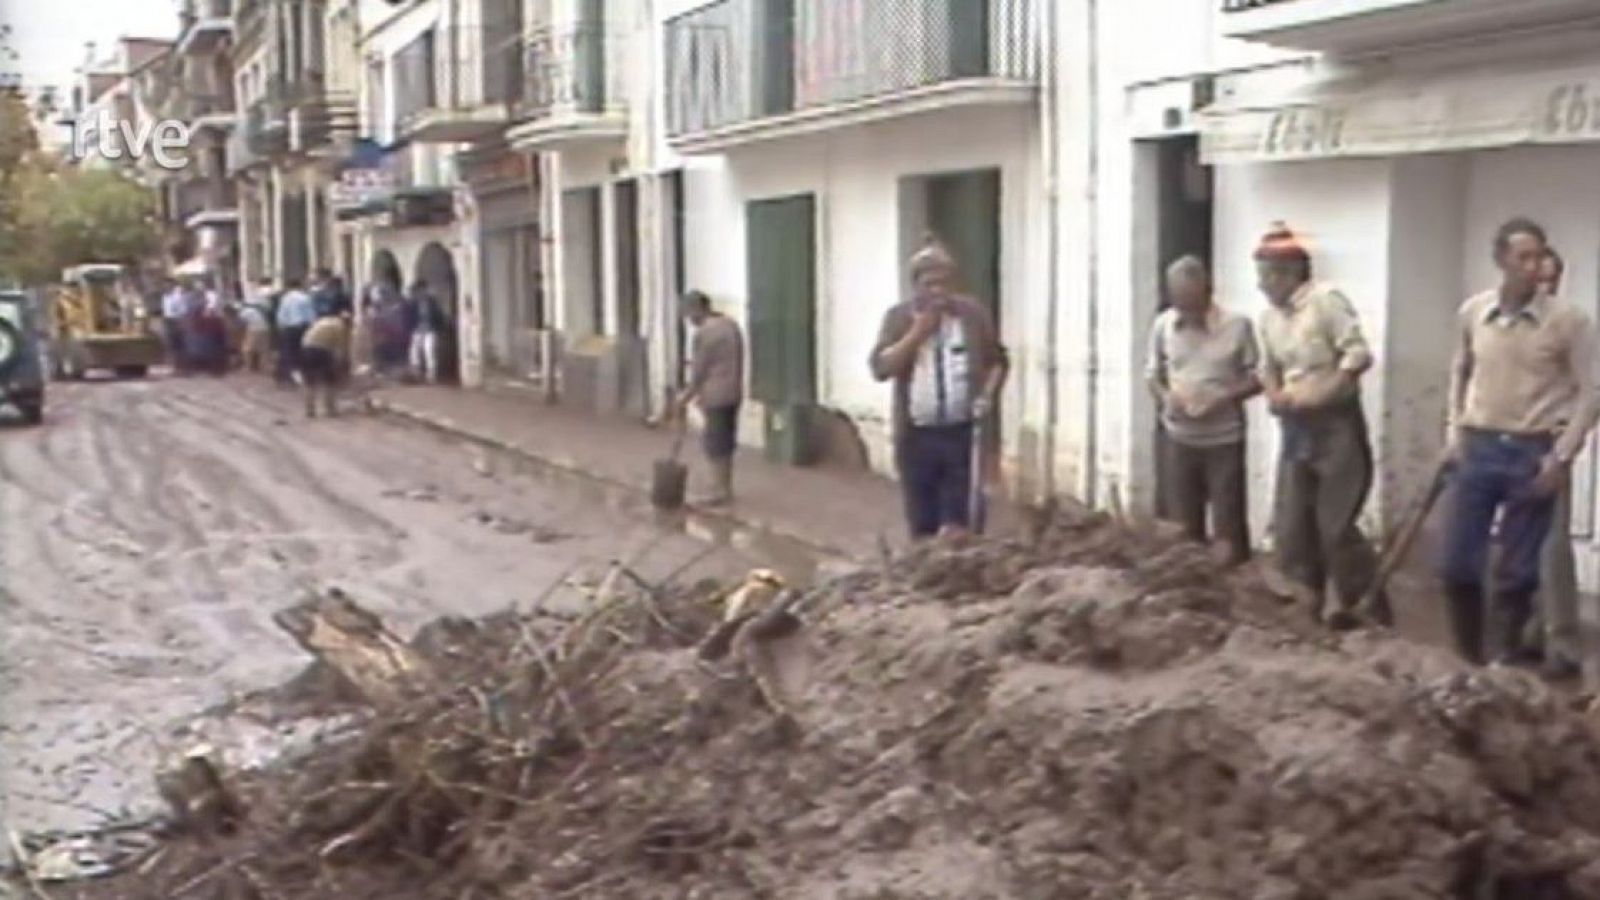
[176,0,235,56]
[1220,0,1600,52]
[506,22,629,151]
[394,25,524,143]
[176,174,240,230]
[226,103,286,173]
[664,0,1039,152]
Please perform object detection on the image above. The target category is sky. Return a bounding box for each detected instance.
[2,0,182,95]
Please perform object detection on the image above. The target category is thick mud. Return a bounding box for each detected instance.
[0,376,812,837]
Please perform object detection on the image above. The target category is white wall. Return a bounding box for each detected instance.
[677,105,1044,475]
[1383,154,1466,534]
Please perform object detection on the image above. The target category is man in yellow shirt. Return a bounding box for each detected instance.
[300,311,350,418]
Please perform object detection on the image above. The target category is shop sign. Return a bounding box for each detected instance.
[1202,63,1600,164]
[462,153,532,191]
[330,168,397,208]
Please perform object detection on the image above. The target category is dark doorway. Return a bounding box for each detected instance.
[370,249,402,293]
[561,186,603,336]
[415,242,461,383]
[1146,135,1214,518]
[613,178,640,336]
[282,190,309,282]
[925,168,1000,324]
[667,169,687,392]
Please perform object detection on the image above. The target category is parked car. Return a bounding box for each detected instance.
[0,290,46,424]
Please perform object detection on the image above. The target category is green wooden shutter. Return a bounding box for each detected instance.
[746,194,815,405]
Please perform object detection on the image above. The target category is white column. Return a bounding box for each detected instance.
[268,166,284,282]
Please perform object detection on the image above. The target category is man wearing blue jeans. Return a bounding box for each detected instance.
[870,239,1008,538]
[1442,218,1599,666]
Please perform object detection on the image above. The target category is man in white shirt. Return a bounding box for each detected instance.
[160,278,189,373]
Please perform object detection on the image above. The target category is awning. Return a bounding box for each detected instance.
[1201,57,1600,164]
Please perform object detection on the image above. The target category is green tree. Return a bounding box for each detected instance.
[0,107,161,285]
[0,89,43,286]
[42,167,162,274]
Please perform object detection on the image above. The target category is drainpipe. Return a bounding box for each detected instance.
[1039,0,1061,507]
[1084,0,1101,509]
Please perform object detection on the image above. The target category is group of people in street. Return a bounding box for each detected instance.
[1144,218,1592,679]
[158,277,231,376]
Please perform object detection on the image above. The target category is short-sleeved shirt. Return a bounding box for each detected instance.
[1145,305,1260,446]
[1257,281,1373,406]
[689,314,745,410]
[1450,289,1600,463]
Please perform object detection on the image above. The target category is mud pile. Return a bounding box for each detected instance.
[90,509,1600,899]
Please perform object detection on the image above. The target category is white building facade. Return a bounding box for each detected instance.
[654,0,1048,473]
[1066,0,1600,588]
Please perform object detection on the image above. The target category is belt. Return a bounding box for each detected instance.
[1461,426,1556,448]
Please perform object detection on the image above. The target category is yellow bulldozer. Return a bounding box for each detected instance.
[48,264,165,379]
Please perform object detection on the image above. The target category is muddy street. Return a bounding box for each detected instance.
[0,375,816,836]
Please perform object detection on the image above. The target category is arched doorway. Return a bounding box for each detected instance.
[413,242,460,383]
[370,249,403,295]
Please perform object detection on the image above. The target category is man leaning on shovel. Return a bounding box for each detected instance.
[870,237,1008,539]
[1439,218,1599,670]
[675,290,746,507]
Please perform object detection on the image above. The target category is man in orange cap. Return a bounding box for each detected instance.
[1254,222,1387,629]
[870,237,1009,539]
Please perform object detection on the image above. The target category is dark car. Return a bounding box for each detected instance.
[0,290,46,424]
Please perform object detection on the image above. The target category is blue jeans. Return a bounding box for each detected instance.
[897,423,974,538]
[1440,429,1558,597]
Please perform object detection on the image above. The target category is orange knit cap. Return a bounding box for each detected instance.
[1254,221,1310,262]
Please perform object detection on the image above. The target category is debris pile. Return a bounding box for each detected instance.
[80,509,1600,898]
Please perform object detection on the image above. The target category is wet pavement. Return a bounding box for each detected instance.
[0,374,828,837]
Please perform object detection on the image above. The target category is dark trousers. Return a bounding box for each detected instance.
[276,325,307,383]
[1163,438,1250,564]
[1440,429,1558,661]
[163,319,186,371]
[897,423,974,538]
[701,403,740,461]
[1274,403,1382,616]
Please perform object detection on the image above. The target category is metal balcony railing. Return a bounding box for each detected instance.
[182,92,237,121]
[175,176,239,222]
[394,25,524,134]
[664,0,1039,138]
[520,23,625,119]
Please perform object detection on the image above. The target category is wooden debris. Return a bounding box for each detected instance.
[272,588,434,707]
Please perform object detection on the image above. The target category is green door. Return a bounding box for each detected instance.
[927,169,1001,325]
[747,194,817,464]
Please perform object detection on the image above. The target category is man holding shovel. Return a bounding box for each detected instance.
[1440,219,1598,667]
[676,291,746,507]
[870,238,1008,539]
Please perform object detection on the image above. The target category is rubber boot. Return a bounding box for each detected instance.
[1444,583,1486,665]
[700,459,733,507]
[1490,590,1538,667]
